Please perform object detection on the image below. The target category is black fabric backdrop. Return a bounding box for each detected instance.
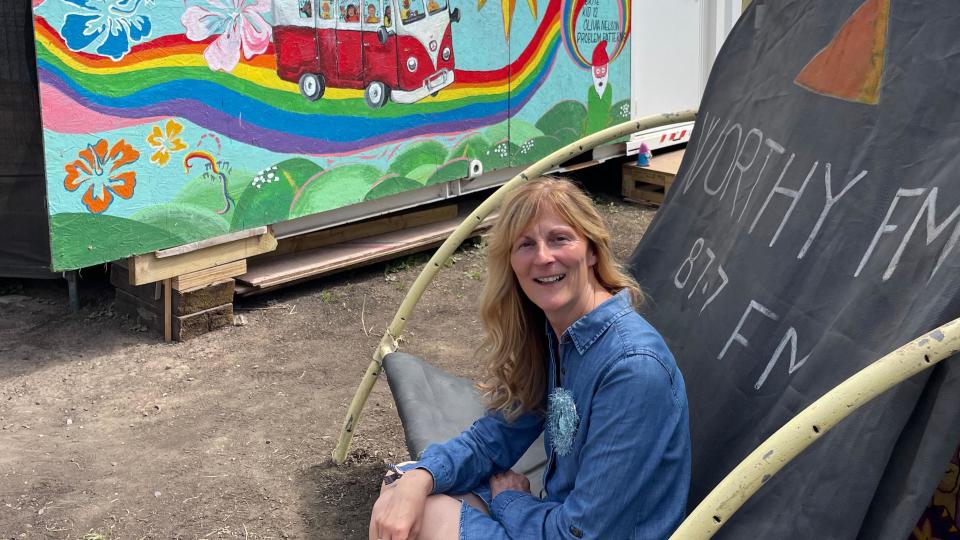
[0,0,52,278]
[627,1,960,538]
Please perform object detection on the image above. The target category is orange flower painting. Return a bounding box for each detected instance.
[146,119,188,166]
[64,138,140,214]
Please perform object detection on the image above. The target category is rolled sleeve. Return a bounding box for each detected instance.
[414,410,544,495]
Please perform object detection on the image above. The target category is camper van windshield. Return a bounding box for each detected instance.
[426,0,446,15]
[399,0,426,24]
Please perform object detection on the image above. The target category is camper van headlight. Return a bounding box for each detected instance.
[406,56,418,72]
[442,47,451,61]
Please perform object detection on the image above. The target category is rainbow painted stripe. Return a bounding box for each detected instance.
[34,1,564,155]
[561,0,630,70]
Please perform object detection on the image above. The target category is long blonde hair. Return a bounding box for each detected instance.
[478,177,643,419]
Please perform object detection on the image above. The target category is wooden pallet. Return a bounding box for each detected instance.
[622,149,685,206]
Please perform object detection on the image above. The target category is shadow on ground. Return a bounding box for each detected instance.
[300,453,386,540]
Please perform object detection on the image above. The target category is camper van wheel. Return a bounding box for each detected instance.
[365,81,389,108]
[299,73,325,101]
[431,91,439,98]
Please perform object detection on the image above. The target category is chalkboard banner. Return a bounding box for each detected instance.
[628,1,960,538]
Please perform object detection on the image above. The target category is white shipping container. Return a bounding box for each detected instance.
[627,0,743,154]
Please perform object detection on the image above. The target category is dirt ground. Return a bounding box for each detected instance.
[0,187,656,539]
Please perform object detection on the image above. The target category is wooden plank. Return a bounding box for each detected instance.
[163,278,172,342]
[647,148,685,173]
[172,279,235,316]
[154,227,267,259]
[173,303,233,341]
[270,204,457,256]
[239,215,495,290]
[172,259,246,292]
[129,231,277,285]
[557,158,600,173]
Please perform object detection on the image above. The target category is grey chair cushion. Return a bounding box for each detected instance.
[382,351,547,496]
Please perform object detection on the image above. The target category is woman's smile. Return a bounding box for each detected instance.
[533,274,565,284]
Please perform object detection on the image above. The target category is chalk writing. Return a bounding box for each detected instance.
[678,109,960,392]
[680,112,876,263]
[674,237,729,314]
[797,164,868,259]
[717,299,811,390]
[856,187,960,282]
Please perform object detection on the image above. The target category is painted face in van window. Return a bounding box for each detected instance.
[299,0,312,18]
[345,3,359,21]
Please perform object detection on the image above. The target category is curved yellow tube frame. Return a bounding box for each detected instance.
[671,318,960,539]
[332,111,698,463]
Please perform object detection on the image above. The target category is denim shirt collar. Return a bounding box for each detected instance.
[545,289,634,355]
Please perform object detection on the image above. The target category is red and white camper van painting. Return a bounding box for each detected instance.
[273,0,460,108]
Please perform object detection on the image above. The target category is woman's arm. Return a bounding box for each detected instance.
[371,398,544,539]
[489,353,690,539]
[413,408,545,495]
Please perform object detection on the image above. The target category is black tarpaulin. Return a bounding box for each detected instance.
[0,0,52,278]
[628,0,960,538]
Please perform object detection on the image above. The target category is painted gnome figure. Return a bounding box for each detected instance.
[585,40,613,134]
[592,39,609,96]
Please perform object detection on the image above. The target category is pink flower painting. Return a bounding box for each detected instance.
[181,0,272,73]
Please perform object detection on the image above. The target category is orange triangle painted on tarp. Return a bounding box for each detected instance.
[795,0,890,104]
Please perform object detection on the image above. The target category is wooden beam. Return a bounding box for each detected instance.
[270,205,457,256]
[128,231,277,286]
[153,227,267,259]
[163,278,172,342]
[172,259,247,292]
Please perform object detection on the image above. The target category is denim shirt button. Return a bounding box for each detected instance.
[569,526,583,538]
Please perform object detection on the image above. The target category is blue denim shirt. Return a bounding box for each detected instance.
[409,290,691,539]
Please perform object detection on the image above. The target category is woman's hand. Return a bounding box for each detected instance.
[369,468,434,540]
[490,470,531,499]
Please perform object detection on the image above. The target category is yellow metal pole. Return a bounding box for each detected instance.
[671,318,960,539]
[332,111,698,464]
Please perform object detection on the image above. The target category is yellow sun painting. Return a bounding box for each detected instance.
[478,0,539,41]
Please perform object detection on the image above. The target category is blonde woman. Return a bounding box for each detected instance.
[370,177,691,539]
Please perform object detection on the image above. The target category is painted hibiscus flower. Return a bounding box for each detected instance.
[60,0,153,61]
[181,0,272,73]
[146,119,188,166]
[64,138,140,214]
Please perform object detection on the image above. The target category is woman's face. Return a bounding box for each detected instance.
[509,205,599,335]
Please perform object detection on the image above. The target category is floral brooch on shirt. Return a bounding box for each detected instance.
[548,387,579,456]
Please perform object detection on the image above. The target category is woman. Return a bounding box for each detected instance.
[370,177,691,539]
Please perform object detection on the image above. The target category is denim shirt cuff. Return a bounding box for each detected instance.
[489,489,534,521]
[404,457,449,495]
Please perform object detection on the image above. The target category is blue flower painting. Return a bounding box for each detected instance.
[60,0,153,60]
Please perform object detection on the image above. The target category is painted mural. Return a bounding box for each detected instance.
[32,0,632,270]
